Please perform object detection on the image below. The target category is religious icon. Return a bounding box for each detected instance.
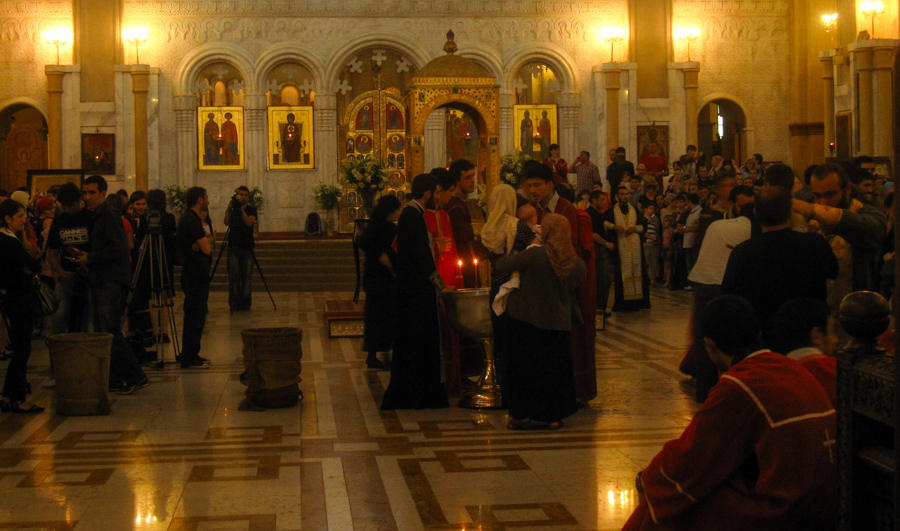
[397,154,405,169]
[197,107,244,170]
[81,134,115,174]
[637,125,669,164]
[356,154,365,161]
[446,110,477,164]
[388,134,404,152]
[355,103,373,131]
[268,106,314,169]
[346,138,355,154]
[355,134,373,154]
[387,171,405,188]
[513,105,557,161]
[386,103,404,130]
[387,154,396,167]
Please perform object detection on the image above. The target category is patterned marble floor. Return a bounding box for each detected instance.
[0,287,698,531]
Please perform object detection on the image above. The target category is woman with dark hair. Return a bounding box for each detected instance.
[0,199,43,413]
[495,213,585,430]
[359,194,402,369]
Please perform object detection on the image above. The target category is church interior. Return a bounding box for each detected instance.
[0,0,899,529]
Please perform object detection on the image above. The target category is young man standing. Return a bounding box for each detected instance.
[223,185,257,312]
[570,150,603,193]
[177,187,212,369]
[603,185,650,312]
[542,143,568,185]
[444,158,481,288]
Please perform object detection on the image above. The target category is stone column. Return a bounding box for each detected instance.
[424,111,444,170]
[46,67,66,168]
[558,91,580,167]
[851,43,874,155]
[130,66,150,191]
[174,95,197,186]
[682,63,700,148]
[601,64,621,155]
[498,92,514,156]
[314,93,337,185]
[243,94,266,190]
[871,42,897,157]
[820,49,838,158]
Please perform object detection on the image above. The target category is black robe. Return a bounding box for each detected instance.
[359,218,398,352]
[380,202,449,410]
[603,201,651,312]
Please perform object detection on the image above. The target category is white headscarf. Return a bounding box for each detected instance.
[480,184,520,255]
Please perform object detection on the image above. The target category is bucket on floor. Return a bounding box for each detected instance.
[48,333,113,416]
[239,327,303,410]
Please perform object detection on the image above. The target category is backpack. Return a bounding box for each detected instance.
[305,212,322,236]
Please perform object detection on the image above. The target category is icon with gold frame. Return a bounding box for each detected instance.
[197,106,244,170]
[513,104,557,161]
[268,106,314,169]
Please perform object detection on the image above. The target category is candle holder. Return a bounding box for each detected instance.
[861,1,884,39]
[675,27,701,62]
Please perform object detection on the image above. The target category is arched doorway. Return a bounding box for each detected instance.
[0,104,48,192]
[407,32,500,194]
[697,98,746,165]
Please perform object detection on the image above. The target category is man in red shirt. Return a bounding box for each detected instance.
[769,297,838,405]
[542,143,568,185]
[443,158,481,287]
[624,295,836,531]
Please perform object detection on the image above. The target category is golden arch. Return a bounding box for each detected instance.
[405,32,501,193]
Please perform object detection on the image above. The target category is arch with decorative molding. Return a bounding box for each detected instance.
[457,43,505,82]
[697,92,753,163]
[501,43,580,94]
[174,42,256,95]
[255,43,327,96]
[324,35,431,87]
[0,97,49,122]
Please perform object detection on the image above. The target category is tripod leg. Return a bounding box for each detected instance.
[209,227,229,282]
[250,247,277,310]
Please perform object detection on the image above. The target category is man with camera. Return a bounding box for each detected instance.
[223,186,257,312]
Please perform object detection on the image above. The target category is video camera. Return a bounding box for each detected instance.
[146,209,162,235]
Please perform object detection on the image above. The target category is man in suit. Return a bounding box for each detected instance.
[381,173,451,410]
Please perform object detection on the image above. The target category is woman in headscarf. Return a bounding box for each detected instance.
[481,184,539,393]
[494,213,585,430]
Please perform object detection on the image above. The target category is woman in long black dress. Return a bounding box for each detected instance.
[494,213,585,430]
[359,195,401,369]
[0,199,43,414]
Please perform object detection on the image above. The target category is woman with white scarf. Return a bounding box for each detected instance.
[481,184,539,403]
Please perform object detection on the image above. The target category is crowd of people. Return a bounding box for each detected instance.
[0,178,261,413]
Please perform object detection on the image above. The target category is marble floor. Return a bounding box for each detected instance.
[0,287,699,531]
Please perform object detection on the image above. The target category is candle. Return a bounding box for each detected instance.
[456,259,463,289]
[473,258,479,289]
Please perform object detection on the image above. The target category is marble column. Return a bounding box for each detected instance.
[174,95,197,186]
[820,49,838,158]
[601,64,621,155]
[424,111,445,170]
[314,93,337,185]
[498,92,514,157]
[682,64,700,148]
[558,91,580,167]
[46,66,66,169]
[850,43,874,155]
[871,42,897,158]
[243,94,266,191]
[130,67,150,191]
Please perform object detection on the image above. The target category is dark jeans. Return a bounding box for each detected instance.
[91,282,147,387]
[692,283,722,402]
[181,274,209,361]
[227,247,253,310]
[2,308,33,402]
[50,276,91,335]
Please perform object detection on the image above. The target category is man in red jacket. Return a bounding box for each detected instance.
[769,297,838,405]
[624,295,836,531]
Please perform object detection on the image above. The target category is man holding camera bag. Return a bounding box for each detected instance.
[223,186,257,312]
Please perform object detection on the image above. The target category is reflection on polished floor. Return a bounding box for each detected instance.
[0,288,698,530]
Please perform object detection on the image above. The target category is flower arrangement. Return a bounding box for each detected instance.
[164,184,189,216]
[499,152,533,188]
[247,186,265,210]
[312,182,343,211]
[340,157,387,210]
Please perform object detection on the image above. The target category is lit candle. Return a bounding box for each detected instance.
[473,258,479,289]
[456,259,463,289]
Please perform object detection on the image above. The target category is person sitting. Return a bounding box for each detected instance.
[769,297,838,405]
[623,295,837,531]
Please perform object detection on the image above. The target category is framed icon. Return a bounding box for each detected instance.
[268,106,314,169]
[197,106,244,170]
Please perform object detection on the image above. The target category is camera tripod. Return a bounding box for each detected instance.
[210,223,277,313]
[123,221,181,370]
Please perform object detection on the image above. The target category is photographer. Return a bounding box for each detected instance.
[128,189,176,344]
[223,186,257,312]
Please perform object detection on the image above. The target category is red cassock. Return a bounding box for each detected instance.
[623,352,837,531]
[799,354,836,406]
[423,209,459,287]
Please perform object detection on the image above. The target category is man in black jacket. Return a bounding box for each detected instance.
[381,173,450,410]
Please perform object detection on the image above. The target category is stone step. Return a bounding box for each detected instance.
[175,239,360,292]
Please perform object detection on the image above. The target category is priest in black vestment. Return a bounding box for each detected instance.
[603,185,651,312]
[381,173,450,410]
